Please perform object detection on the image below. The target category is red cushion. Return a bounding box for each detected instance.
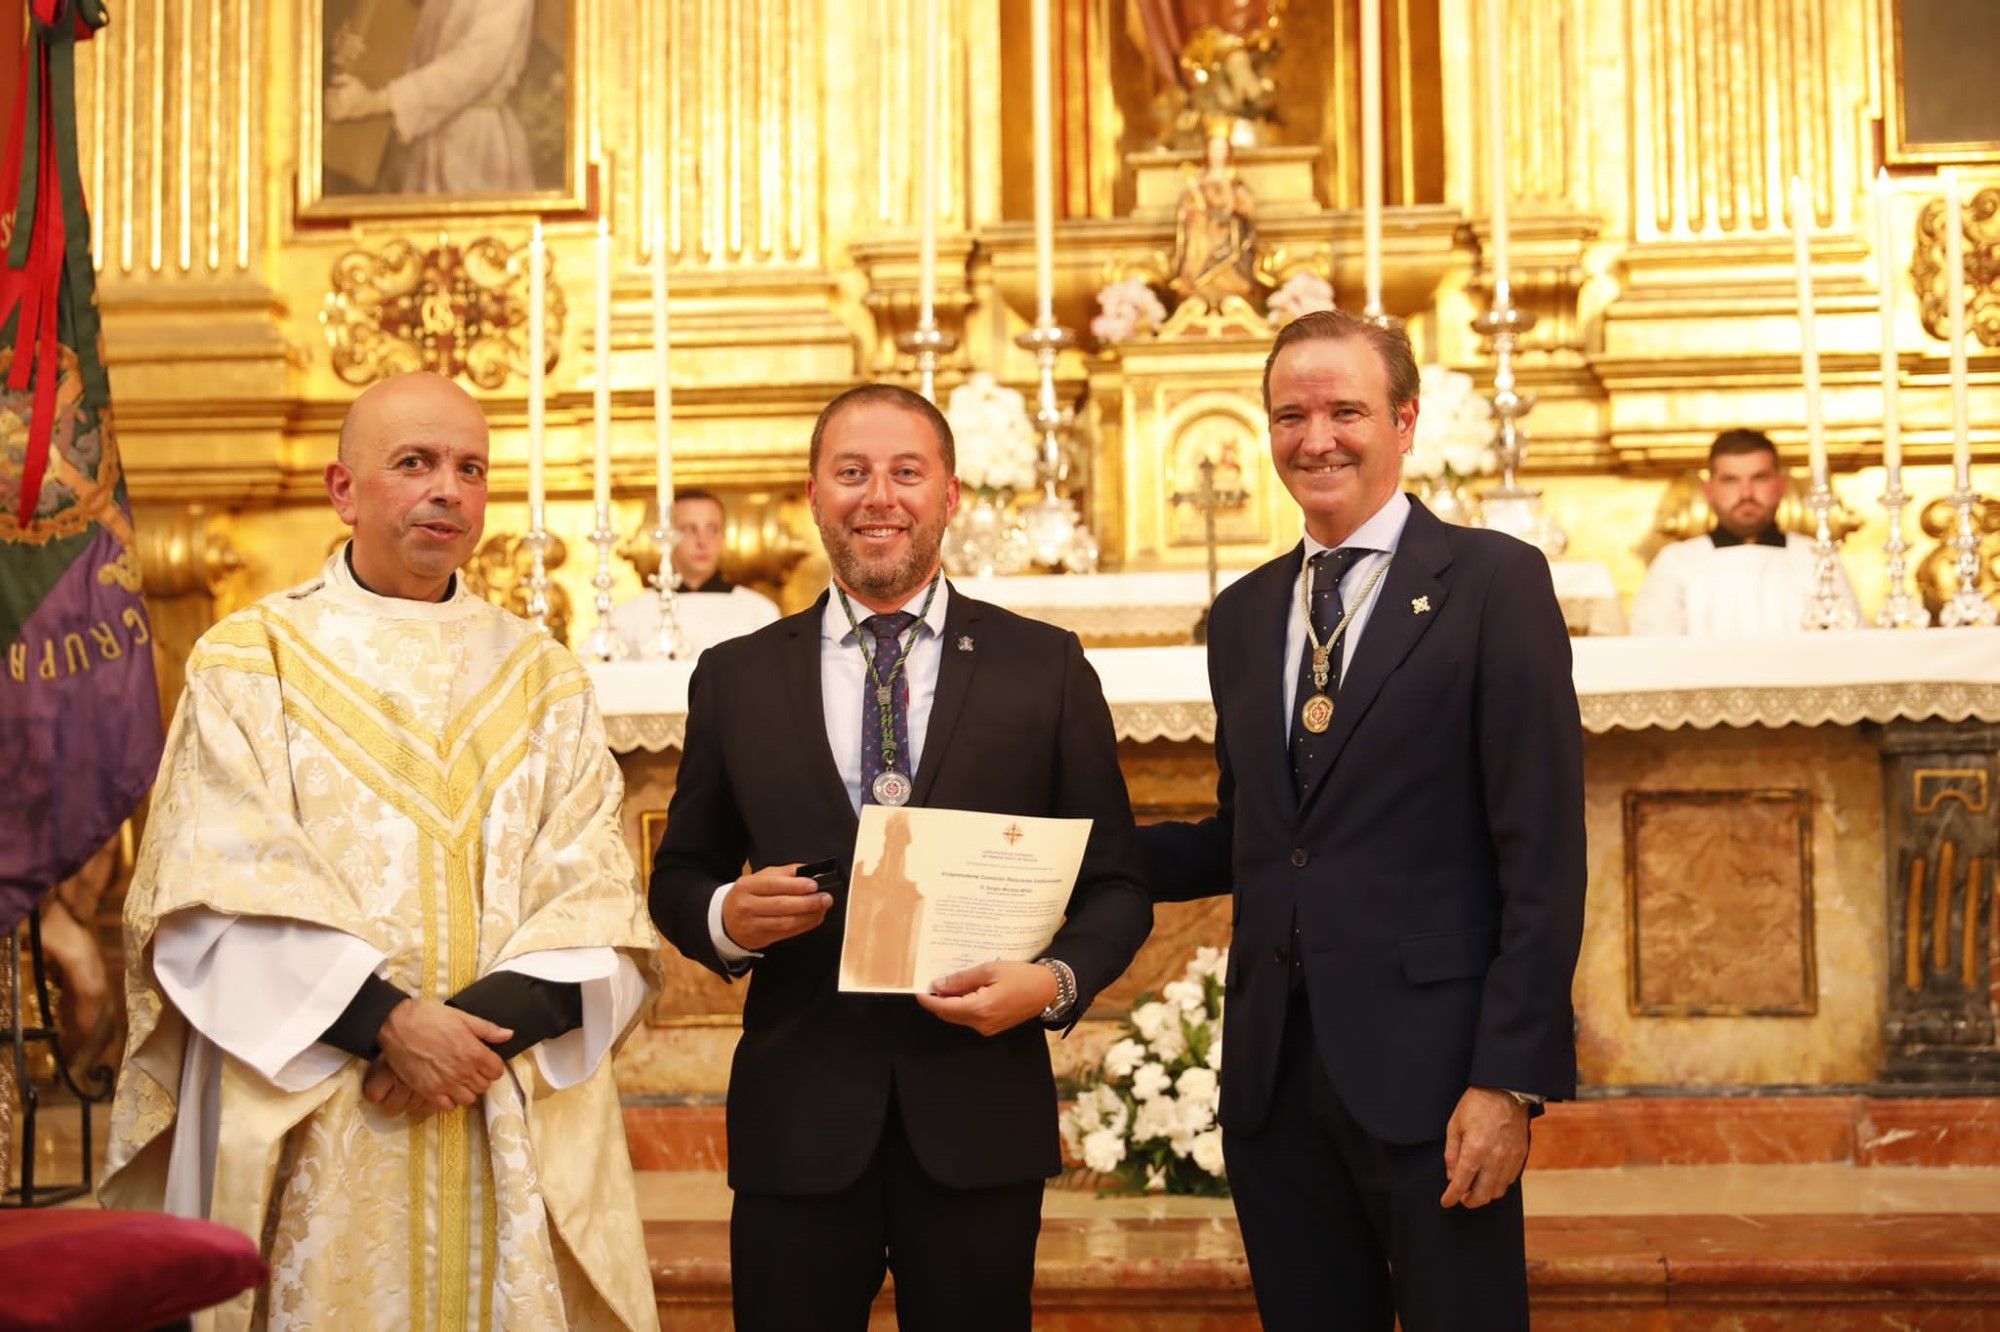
[0,1209,266,1331]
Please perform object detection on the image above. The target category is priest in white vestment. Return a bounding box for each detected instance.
[103,373,662,1332]
[612,488,781,657]
[1629,429,1859,636]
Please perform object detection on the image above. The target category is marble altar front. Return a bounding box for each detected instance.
[596,630,2000,1105]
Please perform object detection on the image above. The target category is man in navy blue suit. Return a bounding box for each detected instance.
[1141,309,1586,1331]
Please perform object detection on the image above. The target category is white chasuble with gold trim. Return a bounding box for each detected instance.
[104,550,662,1332]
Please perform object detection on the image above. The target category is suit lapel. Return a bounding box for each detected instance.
[784,592,858,831]
[1221,547,1304,808]
[1299,501,1454,810]
[911,584,979,806]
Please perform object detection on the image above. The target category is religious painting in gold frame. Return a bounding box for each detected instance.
[297,0,589,222]
[1880,0,2000,167]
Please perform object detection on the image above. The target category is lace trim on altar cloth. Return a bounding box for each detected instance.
[599,684,2000,753]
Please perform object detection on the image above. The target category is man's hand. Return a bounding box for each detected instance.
[326,75,391,122]
[376,999,514,1111]
[721,864,833,953]
[915,961,1058,1037]
[1440,1086,1530,1208]
[361,1058,429,1119]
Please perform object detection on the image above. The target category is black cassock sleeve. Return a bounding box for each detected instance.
[319,972,584,1062]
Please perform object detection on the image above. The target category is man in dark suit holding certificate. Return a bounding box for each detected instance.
[650,384,1151,1332]
[1141,310,1587,1331]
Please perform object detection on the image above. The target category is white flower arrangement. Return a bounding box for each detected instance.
[944,372,1041,496]
[1059,946,1229,1196]
[1266,271,1336,326]
[1089,276,1169,343]
[1405,364,1498,483]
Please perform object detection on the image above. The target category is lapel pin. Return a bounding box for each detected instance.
[1411,596,1431,615]
[957,635,975,652]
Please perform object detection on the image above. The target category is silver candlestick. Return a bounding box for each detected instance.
[1875,481,1930,628]
[1471,301,1567,558]
[580,512,628,661]
[897,325,959,405]
[1013,322,1098,572]
[523,509,553,635]
[647,519,690,659]
[1939,485,1998,627]
[1800,481,1859,630]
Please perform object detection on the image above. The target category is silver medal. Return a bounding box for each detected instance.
[871,769,912,807]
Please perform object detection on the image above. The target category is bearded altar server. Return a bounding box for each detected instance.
[1628,429,1860,635]
[102,372,661,1331]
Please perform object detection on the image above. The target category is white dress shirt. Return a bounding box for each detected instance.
[1279,490,1411,730]
[709,578,951,962]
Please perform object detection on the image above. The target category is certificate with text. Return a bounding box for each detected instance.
[837,805,1093,995]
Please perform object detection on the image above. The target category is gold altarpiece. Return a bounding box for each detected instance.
[21,0,1999,1118]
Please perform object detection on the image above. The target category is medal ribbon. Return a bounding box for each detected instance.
[837,573,941,791]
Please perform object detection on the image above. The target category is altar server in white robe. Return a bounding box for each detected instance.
[611,488,781,657]
[103,372,662,1332]
[1629,430,1859,636]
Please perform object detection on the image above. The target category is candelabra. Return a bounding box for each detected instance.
[523,513,553,635]
[1013,323,1098,573]
[1939,486,1999,627]
[1470,301,1567,558]
[579,508,628,662]
[646,519,690,659]
[1874,480,1930,628]
[1800,482,1859,630]
[897,325,958,405]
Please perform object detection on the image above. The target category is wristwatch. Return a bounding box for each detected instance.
[1035,957,1077,1023]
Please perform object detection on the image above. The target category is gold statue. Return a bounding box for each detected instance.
[1128,0,1285,147]
[1169,133,1263,304]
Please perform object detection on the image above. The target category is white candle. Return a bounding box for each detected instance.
[918,0,940,330]
[1875,170,1900,480]
[1483,0,1509,308]
[527,219,546,524]
[1791,176,1827,484]
[1360,0,1384,315]
[1945,168,1971,490]
[1030,0,1054,327]
[651,218,673,523]
[593,215,613,515]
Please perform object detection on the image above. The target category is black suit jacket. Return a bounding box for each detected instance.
[651,586,1152,1195]
[1143,499,1586,1145]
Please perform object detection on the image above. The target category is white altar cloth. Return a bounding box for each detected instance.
[590,628,2000,752]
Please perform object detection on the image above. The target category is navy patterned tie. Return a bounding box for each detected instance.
[859,612,918,804]
[1288,547,1365,796]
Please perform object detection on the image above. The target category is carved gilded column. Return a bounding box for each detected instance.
[1598,0,1880,467]
[72,0,289,500]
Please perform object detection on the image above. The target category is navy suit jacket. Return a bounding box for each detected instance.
[1143,499,1587,1145]
[651,588,1152,1194]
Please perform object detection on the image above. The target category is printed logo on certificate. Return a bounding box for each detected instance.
[837,805,1093,994]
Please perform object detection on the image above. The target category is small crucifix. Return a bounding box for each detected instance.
[1169,453,1247,644]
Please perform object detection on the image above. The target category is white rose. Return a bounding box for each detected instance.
[1093,1086,1131,1138]
[1173,1093,1215,1138]
[1103,1038,1148,1080]
[1148,1022,1189,1063]
[1191,946,1227,981]
[1175,1066,1219,1106]
[1081,1128,1127,1173]
[1205,1031,1223,1070]
[1132,1095,1179,1143]
[1130,1001,1176,1044]
[1059,1110,1085,1158]
[1192,1128,1226,1177]
[1169,1133,1195,1159]
[1130,1062,1172,1102]
[1161,979,1205,1013]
